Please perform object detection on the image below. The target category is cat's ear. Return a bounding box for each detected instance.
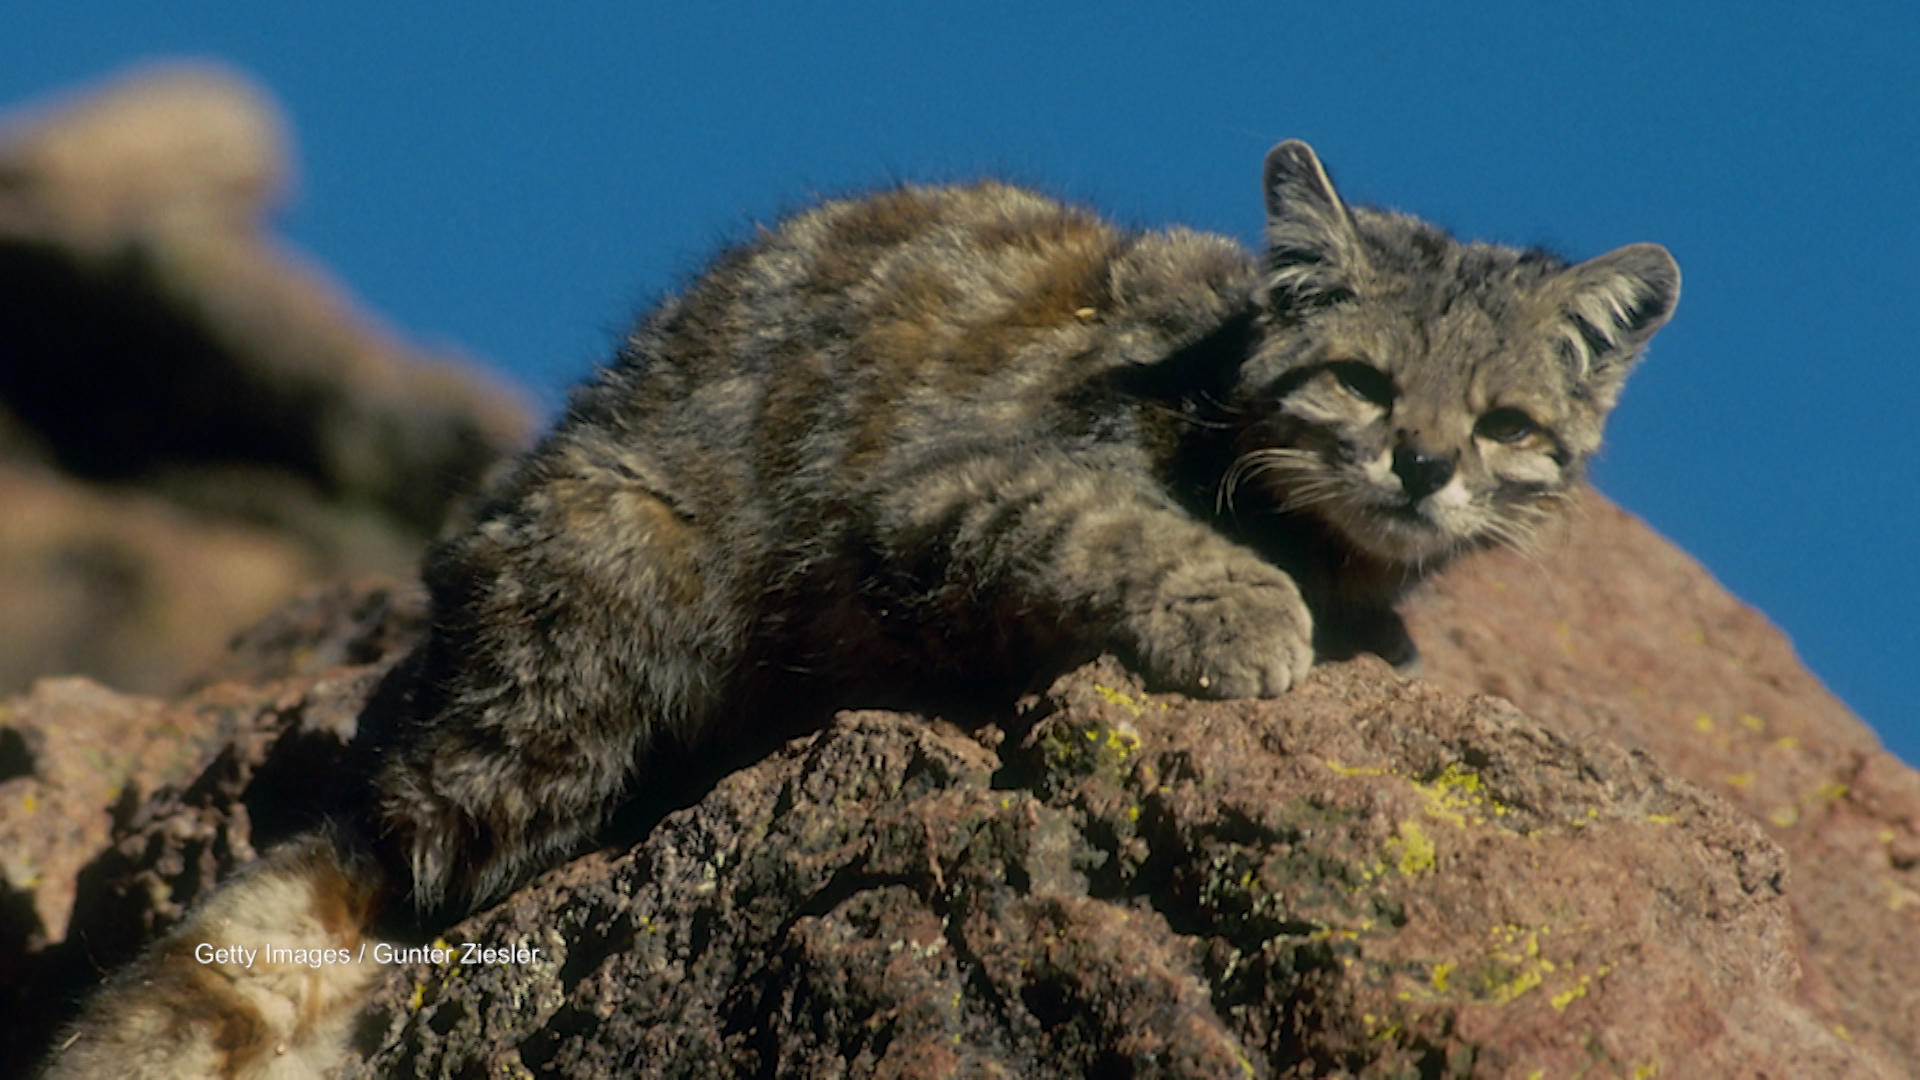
[1556,243,1681,407]
[1261,140,1367,310]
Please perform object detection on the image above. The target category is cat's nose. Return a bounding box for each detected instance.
[1392,445,1454,501]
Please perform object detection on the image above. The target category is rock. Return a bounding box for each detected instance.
[0,577,424,1075]
[0,466,321,696]
[338,657,1890,1078]
[1409,494,1920,1066]
[0,65,533,697]
[5,544,1912,1075]
[0,679,213,959]
[195,576,432,688]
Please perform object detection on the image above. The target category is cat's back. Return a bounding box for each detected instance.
[583,181,1258,449]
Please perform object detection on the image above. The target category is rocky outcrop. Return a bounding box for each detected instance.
[5,516,1916,1076]
[1408,499,1920,1067]
[343,654,1881,1078]
[0,66,533,697]
[0,580,426,1074]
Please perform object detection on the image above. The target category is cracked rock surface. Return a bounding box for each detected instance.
[9,569,1910,1075]
[338,655,1887,1078]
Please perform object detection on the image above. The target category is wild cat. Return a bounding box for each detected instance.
[44,141,1677,1077]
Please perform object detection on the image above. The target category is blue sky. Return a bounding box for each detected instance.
[5,4,1916,765]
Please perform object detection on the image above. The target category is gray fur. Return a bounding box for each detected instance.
[45,141,1677,1076]
[376,140,1678,915]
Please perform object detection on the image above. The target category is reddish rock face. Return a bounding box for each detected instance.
[0,580,426,1075]
[1410,494,1920,1068]
[335,652,1900,1079]
[5,561,1912,1077]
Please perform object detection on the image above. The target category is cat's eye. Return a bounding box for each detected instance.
[1326,361,1394,407]
[1476,407,1539,444]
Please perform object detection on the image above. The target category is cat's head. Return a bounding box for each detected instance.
[1228,139,1679,566]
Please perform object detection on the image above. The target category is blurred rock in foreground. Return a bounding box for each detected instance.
[0,65,533,696]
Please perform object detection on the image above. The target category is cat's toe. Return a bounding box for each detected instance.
[1129,560,1315,699]
[1192,641,1312,699]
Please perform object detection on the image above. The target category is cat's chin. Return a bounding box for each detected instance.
[1318,501,1465,567]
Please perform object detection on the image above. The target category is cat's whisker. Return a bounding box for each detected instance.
[1220,447,1323,513]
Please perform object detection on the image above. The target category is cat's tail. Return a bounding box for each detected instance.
[41,832,388,1080]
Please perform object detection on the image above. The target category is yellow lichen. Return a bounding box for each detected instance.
[1073,714,1141,756]
[1548,965,1611,1011]
[1386,820,1436,876]
[1362,1013,1403,1043]
[1490,965,1543,1003]
[1739,713,1766,733]
[1724,772,1755,789]
[1411,762,1510,827]
[1447,924,1608,1009]
[1306,917,1374,943]
[1090,682,1163,717]
[1692,713,1715,733]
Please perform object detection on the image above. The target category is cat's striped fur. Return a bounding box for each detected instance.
[45,141,1677,1077]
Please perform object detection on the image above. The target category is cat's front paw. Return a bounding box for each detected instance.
[1127,560,1315,699]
